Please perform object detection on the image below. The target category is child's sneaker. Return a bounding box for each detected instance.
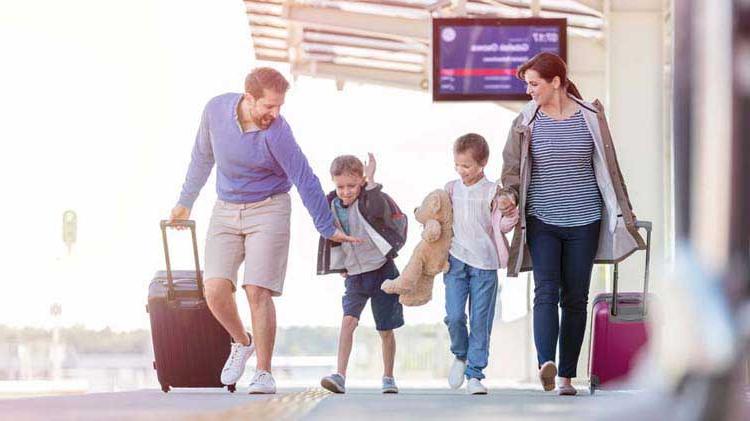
[220,336,255,385]
[448,358,467,389]
[320,373,346,393]
[466,378,488,395]
[248,370,276,394]
[382,376,399,394]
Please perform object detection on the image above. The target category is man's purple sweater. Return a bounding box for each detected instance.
[178,93,335,238]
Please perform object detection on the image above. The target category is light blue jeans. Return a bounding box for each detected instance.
[443,255,499,380]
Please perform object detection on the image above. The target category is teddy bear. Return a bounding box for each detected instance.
[381,189,453,306]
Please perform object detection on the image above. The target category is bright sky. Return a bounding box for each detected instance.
[0,1,525,331]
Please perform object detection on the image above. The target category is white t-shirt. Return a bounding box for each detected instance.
[447,177,499,270]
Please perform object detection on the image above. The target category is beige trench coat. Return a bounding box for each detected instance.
[499,97,646,277]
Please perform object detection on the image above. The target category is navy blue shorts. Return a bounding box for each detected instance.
[342,260,404,331]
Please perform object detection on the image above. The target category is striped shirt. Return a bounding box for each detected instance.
[526,109,603,227]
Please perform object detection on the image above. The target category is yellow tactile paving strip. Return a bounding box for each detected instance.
[193,388,331,421]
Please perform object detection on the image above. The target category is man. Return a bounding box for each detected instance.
[169,67,358,394]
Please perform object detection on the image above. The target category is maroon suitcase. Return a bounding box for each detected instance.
[146,220,235,393]
[588,220,652,394]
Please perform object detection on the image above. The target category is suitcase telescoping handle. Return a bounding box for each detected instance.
[611,220,652,317]
[160,220,204,299]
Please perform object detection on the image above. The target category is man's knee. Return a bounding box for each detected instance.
[244,284,273,306]
[204,278,234,304]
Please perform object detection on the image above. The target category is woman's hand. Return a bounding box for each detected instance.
[492,193,516,213]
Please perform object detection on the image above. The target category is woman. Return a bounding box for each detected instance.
[497,52,645,396]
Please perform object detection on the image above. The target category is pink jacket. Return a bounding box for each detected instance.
[491,205,518,269]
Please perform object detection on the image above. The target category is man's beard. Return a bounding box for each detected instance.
[253,114,275,129]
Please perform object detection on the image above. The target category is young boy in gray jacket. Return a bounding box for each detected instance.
[317,153,408,394]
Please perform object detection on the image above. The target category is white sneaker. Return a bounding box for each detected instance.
[448,358,467,389]
[220,341,255,385]
[248,370,276,394]
[466,378,488,395]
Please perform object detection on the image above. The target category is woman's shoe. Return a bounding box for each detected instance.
[557,383,578,396]
[538,361,557,392]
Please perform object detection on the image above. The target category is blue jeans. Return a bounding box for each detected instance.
[443,255,499,380]
[526,216,600,378]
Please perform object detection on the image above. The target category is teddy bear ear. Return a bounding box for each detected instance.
[431,193,441,214]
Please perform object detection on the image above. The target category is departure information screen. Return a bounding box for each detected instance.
[432,18,567,101]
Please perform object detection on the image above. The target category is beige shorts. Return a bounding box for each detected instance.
[204,194,291,296]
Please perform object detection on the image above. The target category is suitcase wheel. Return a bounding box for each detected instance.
[161,383,170,393]
[589,375,599,395]
[228,384,236,393]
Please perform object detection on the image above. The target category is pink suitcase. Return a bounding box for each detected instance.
[588,220,652,394]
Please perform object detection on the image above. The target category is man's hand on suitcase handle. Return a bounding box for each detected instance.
[168,205,191,230]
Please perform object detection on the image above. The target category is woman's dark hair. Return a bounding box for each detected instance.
[516,52,582,100]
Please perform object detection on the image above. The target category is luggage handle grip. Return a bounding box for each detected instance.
[635,220,652,232]
[160,219,204,300]
[612,219,652,318]
[161,220,195,229]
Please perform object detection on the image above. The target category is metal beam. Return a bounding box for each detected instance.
[530,0,540,16]
[571,0,603,13]
[291,61,428,90]
[284,3,431,42]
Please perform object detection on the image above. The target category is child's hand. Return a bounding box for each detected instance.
[364,152,376,186]
[492,193,516,213]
